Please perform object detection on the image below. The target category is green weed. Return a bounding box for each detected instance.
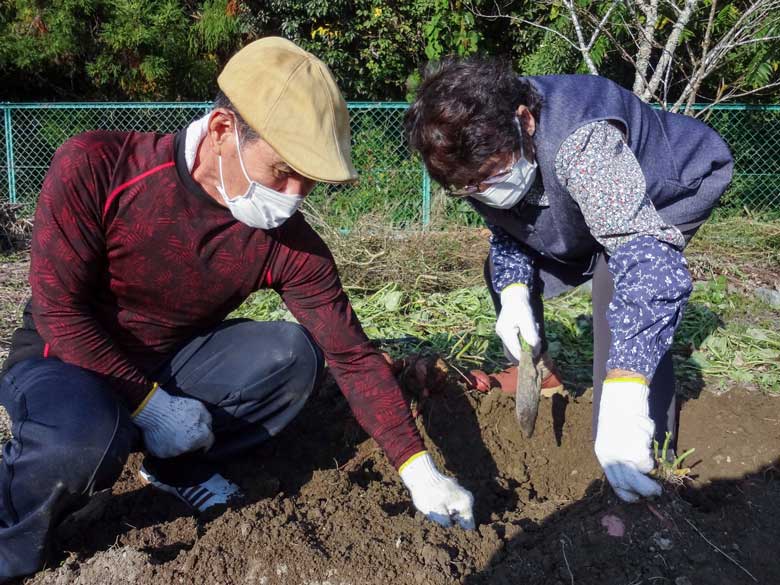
[652,432,696,485]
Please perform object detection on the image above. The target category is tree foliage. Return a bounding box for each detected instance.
[0,0,777,103]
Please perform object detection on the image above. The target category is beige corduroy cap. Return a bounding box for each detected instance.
[217,37,358,183]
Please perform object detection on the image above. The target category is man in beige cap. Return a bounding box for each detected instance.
[0,37,473,581]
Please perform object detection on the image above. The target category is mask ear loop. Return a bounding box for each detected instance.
[514,117,526,162]
[216,120,254,201]
[232,121,253,184]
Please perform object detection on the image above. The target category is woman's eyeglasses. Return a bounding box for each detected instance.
[448,154,516,198]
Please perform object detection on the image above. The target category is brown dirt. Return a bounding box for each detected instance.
[2,231,779,585]
[18,373,780,585]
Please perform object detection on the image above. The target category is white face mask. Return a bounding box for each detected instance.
[470,121,538,210]
[216,125,304,229]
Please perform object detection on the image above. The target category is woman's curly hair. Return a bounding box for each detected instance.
[405,57,542,189]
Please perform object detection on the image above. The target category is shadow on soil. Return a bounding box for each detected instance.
[461,459,780,585]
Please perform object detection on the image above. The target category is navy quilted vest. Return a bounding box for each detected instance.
[470,74,733,266]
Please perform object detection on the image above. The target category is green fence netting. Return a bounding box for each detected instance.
[2,102,778,229]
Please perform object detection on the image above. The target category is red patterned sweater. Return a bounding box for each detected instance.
[4,129,424,469]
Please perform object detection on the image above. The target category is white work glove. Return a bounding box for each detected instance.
[496,283,541,361]
[133,384,215,459]
[400,452,475,530]
[594,379,662,503]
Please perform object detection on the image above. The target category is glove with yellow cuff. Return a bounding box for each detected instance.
[399,451,475,530]
[594,377,662,503]
[496,283,541,361]
[132,383,215,459]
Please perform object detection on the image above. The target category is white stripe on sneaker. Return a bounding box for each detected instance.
[139,465,242,512]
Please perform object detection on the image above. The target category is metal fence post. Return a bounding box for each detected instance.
[422,166,431,228]
[3,106,16,204]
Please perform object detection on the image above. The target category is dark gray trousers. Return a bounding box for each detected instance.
[0,319,323,582]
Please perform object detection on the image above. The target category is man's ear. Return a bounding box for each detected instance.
[207,109,235,156]
[515,105,536,136]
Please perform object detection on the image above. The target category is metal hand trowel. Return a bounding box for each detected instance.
[514,338,541,438]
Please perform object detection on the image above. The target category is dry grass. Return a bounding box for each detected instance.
[686,215,780,291]
[0,252,30,365]
[303,203,489,293]
[0,203,32,252]
[307,206,780,297]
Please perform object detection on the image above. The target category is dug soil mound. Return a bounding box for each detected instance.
[24,371,780,585]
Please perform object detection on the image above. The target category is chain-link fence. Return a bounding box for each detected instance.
[2,103,210,213]
[696,104,780,212]
[0,102,429,229]
[2,102,779,228]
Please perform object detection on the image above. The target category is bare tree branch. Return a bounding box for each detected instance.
[563,0,599,73]
[632,0,660,94]
[466,0,780,111]
[685,0,719,113]
[595,13,642,67]
[465,1,583,52]
[717,78,780,100]
[588,0,621,50]
[615,6,642,53]
[467,0,616,75]
[689,78,780,117]
[727,35,780,48]
[642,0,699,101]
[673,0,780,111]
